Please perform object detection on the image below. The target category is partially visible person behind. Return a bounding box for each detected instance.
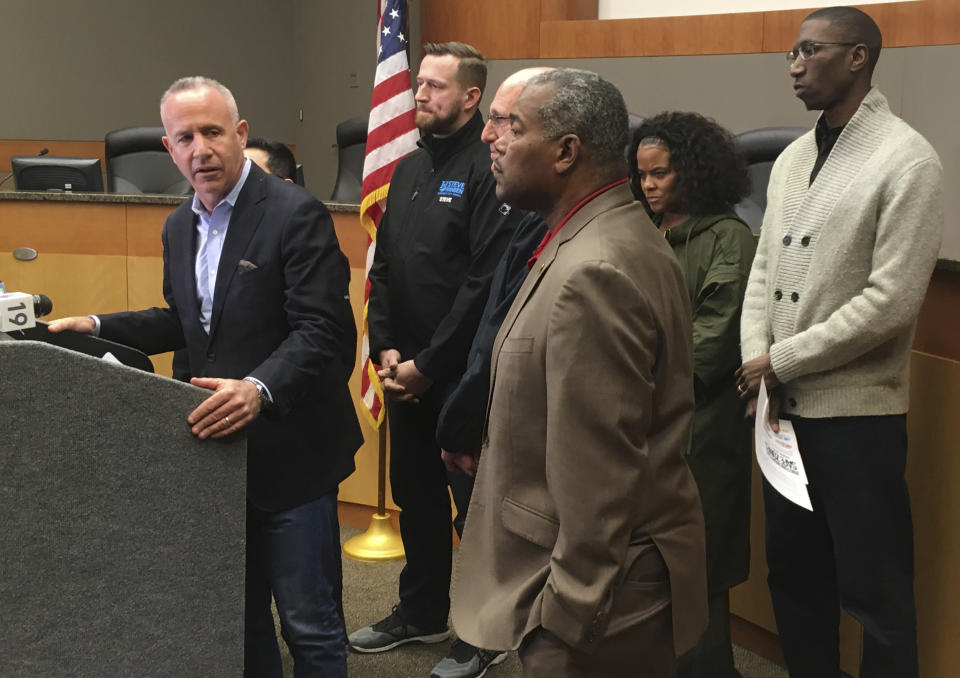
[435,66,553,480]
[736,7,943,677]
[245,137,297,182]
[630,112,755,678]
[430,65,552,678]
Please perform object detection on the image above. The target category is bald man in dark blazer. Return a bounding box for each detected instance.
[50,76,361,678]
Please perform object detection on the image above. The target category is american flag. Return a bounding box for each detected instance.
[359,0,419,429]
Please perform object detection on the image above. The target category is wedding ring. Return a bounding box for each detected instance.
[224,415,230,426]
[737,383,746,394]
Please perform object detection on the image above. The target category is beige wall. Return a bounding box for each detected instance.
[0,0,398,200]
[0,1,296,143]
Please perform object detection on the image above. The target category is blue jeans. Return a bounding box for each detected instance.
[244,493,347,678]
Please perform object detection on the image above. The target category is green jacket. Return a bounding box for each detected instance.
[665,213,756,592]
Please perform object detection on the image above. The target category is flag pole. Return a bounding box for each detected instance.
[343,417,404,561]
[343,0,415,563]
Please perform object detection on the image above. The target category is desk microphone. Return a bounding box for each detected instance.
[32,293,53,317]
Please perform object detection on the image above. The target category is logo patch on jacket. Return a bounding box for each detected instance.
[437,180,466,203]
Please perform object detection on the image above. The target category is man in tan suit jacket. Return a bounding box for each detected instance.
[450,69,708,677]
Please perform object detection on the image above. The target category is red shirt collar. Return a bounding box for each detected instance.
[527,178,629,270]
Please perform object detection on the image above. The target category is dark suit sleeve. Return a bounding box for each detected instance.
[413,166,517,383]
[437,213,547,452]
[246,199,356,416]
[99,220,186,354]
[434,265,504,453]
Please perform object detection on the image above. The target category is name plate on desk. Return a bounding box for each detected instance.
[0,292,36,331]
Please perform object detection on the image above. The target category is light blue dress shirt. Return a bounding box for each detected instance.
[193,158,252,334]
[92,159,271,402]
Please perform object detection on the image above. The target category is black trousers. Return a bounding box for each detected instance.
[671,590,739,678]
[387,393,472,628]
[763,414,917,678]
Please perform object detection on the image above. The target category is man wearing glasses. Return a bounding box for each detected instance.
[737,7,942,677]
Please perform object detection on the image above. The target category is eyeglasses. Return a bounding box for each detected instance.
[486,114,511,133]
[786,41,859,65]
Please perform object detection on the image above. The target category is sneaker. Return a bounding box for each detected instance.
[348,605,450,653]
[430,639,508,678]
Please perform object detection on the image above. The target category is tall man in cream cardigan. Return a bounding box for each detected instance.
[736,7,942,678]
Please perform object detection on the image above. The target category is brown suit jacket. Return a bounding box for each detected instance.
[450,183,708,656]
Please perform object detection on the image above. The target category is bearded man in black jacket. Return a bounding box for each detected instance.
[349,41,522,678]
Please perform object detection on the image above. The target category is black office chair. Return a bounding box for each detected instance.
[624,112,646,164]
[329,114,368,203]
[734,126,806,233]
[104,126,192,195]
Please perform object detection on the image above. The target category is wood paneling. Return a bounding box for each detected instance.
[0,253,127,319]
[906,352,960,677]
[763,0,960,52]
[0,202,125,255]
[542,12,765,58]
[540,0,597,22]
[126,204,177,258]
[332,212,367,268]
[420,0,601,58]
[424,0,960,61]
[914,268,960,362]
[421,0,542,59]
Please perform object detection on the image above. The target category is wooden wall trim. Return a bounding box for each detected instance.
[425,0,959,61]
[541,12,766,58]
[421,0,600,59]
[421,0,543,59]
[541,0,598,22]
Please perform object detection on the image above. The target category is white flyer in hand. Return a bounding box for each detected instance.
[756,380,812,511]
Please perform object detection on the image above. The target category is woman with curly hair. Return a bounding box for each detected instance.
[629,112,756,678]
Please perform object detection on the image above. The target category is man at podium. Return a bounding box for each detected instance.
[49,76,362,678]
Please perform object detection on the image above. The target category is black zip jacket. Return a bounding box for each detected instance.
[368,111,520,387]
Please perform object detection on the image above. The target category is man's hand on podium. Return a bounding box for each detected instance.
[46,316,96,334]
[188,377,261,440]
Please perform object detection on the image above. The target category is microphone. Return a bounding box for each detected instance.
[0,291,52,331]
[33,293,53,317]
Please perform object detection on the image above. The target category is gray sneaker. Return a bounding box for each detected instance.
[430,639,508,678]
[348,605,450,653]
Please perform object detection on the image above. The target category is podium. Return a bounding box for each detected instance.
[0,338,246,677]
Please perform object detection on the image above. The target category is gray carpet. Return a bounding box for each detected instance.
[272,525,788,677]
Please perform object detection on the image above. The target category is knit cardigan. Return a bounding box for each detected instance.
[740,87,943,418]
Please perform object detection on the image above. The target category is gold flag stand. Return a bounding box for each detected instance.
[343,419,405,561]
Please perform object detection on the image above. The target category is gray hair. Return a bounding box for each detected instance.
[524,69,628,167]
[160,76,239,122]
